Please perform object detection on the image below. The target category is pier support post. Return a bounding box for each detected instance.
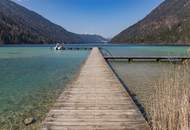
[128,58,132,62]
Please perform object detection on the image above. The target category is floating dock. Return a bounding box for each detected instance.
[42,47,150,130]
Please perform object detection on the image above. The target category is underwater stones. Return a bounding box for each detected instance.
[188,48,190,53]
[23,117,36,126]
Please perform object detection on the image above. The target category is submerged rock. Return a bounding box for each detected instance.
[23,117,36,126]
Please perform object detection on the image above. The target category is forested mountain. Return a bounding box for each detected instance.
[112,0,190,44]
[0,0,106,44]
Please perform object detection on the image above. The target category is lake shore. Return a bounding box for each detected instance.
[0,45,189,130]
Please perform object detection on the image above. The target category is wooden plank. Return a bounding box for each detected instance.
[104,56,190,61]
[41,47,150,130]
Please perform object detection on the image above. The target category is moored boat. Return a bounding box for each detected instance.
[54,43,65,50]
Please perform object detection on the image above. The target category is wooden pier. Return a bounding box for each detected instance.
[42,47,150,130]
[104,56,190,62]
[63,47,92,50]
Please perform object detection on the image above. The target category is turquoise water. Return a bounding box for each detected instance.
[0,45,190,129]
[109,45,190,115]
[110,62,174,107]
[2,44,189,56]
[49,44,190,56]
[102,45,190,56]
[0,47,89,129]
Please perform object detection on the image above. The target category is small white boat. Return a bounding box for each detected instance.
[54,43,65,50]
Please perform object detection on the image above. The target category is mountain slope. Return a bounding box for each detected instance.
[80,34,107,43]
[0,0,105,44]
[112,0,190,44]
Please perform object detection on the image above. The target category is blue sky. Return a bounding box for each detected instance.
[14,0,164,38]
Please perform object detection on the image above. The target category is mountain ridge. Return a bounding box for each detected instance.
[112,0,190,44]
[0,0,106,44]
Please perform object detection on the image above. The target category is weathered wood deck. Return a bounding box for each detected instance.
[104,56,190,62]
[42,47,150,130]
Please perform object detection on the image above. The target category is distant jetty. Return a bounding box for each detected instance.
[41,47,150,130]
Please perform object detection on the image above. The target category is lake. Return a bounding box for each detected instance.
[105,45,190,118]
[0,44,190,129]
[0,46,89,129]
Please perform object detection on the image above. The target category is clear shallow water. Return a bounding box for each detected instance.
[110,62,174,108]
[108,45,190,115]
[0,47,89,129]
[107,45,190,118]
[0,44,190,129]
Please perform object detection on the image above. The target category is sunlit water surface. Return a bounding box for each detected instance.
[108,45,190,114]
[0,47,89,129]
[0,44,190,129]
